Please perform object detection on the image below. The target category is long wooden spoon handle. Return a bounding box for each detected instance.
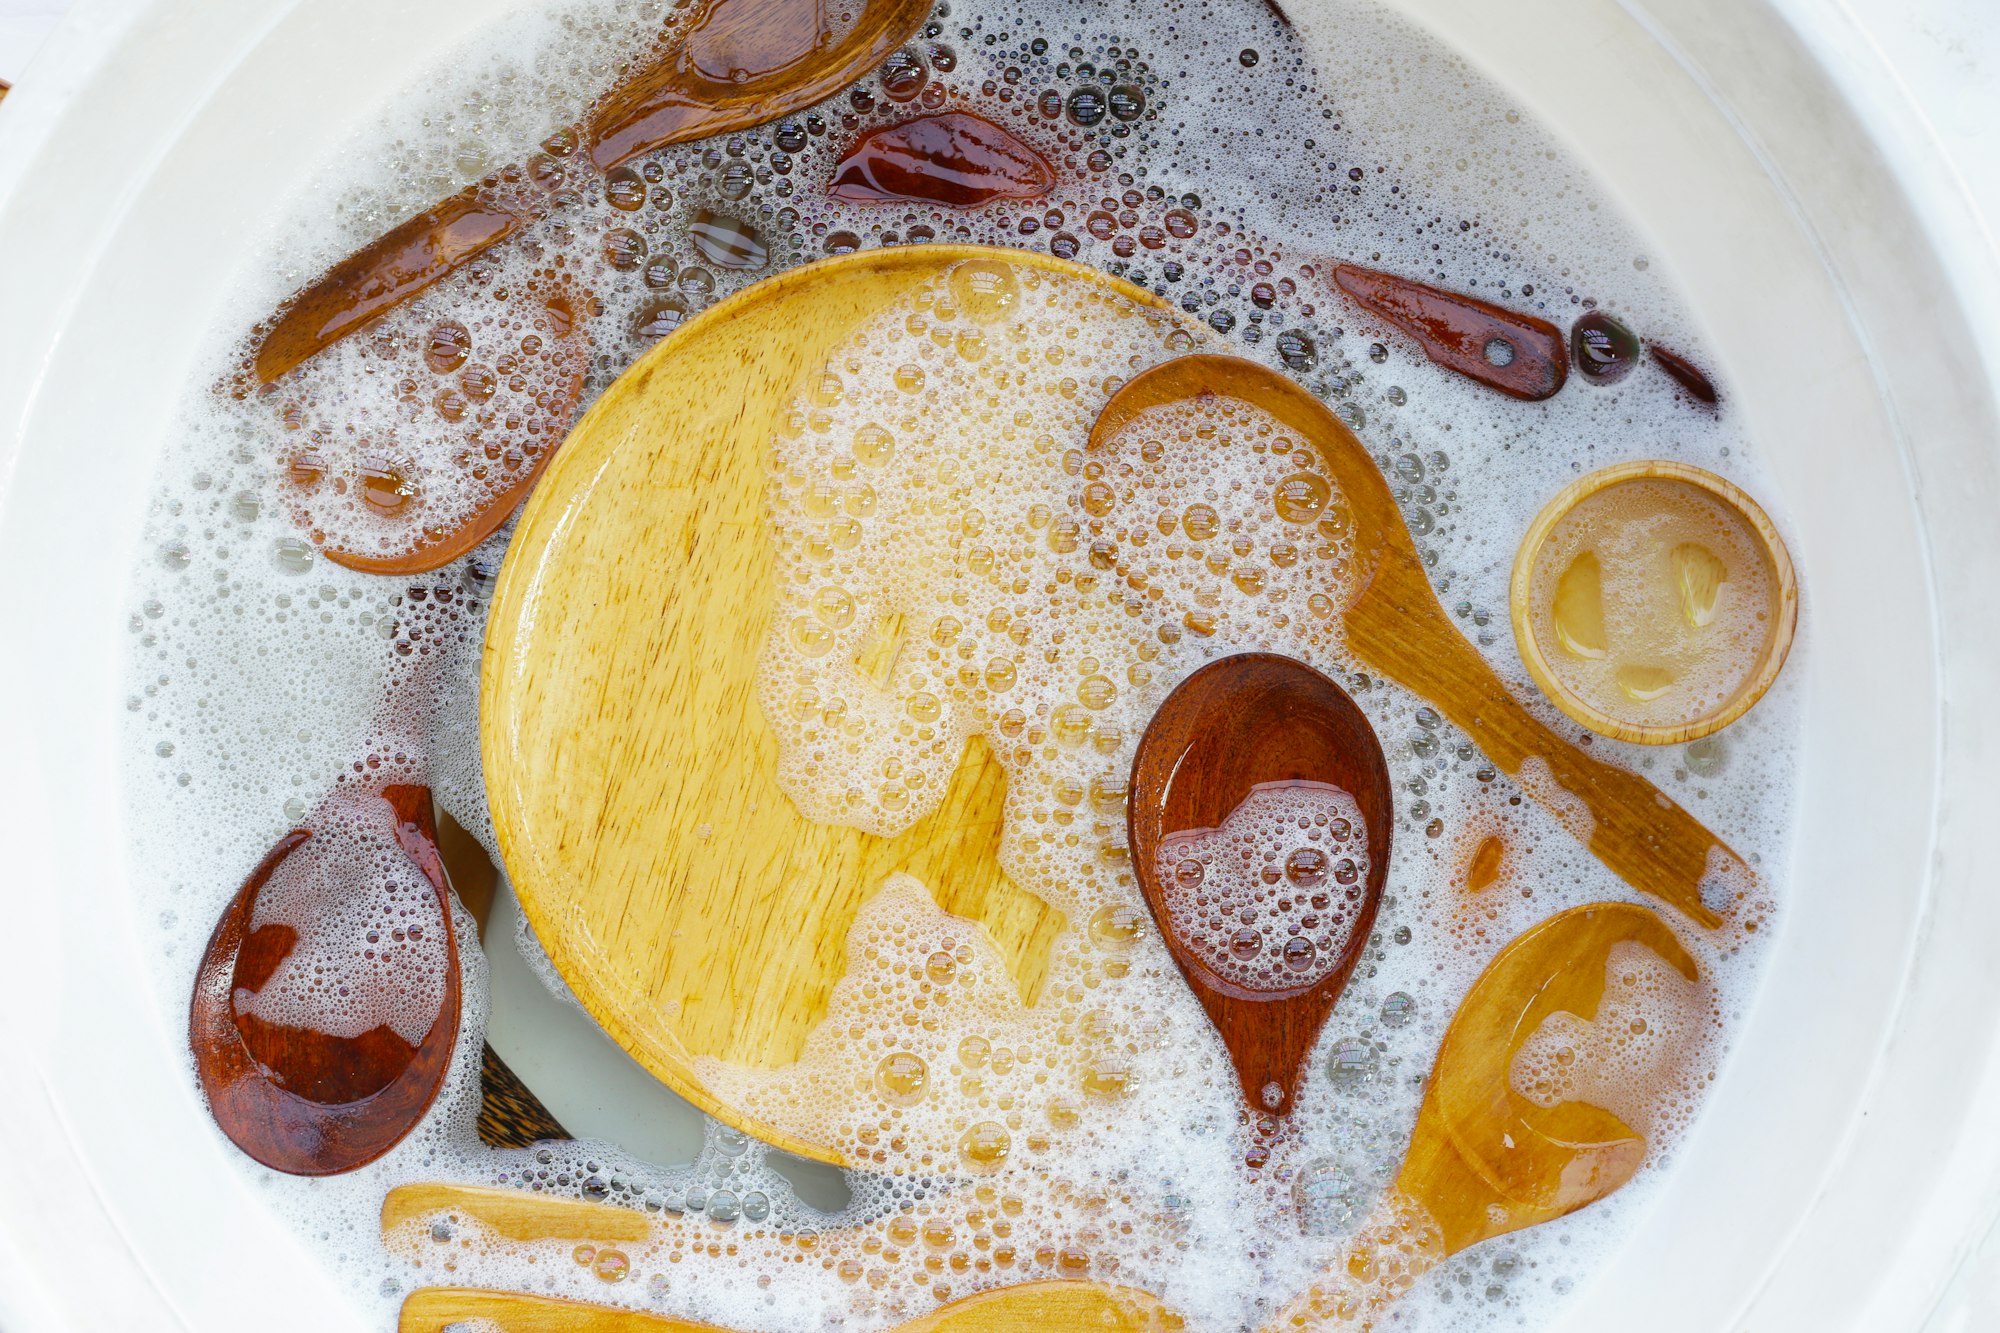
[401,1282,1173,1333]
[402,1288,709,1332]
[384,1183,655,1244]
[1345,575,1735,930]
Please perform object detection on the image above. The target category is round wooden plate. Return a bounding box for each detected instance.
[482,246,1182,1165]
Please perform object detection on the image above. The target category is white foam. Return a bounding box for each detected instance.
[1158,780,1371,991]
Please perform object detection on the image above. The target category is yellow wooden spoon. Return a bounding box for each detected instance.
[1267,902,1701,1329]
[398,1280,1173,1333]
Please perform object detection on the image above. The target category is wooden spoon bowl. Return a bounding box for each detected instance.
[1269,902,1702,1327]
[1127,654,1390,1118]
[189,784,460,1176]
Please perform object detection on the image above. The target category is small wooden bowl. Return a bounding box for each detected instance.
[1508,459,1798,746]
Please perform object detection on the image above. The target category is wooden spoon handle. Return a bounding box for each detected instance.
[401,1288,709,1332]
[400,1281,1172,1333]
[384,1183,653,1244]
[1344,560,1734,930]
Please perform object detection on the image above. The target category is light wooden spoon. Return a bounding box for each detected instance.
[398,1281,1172,1333]
[1268,902,1700,1329]
[1089,354,1743,931]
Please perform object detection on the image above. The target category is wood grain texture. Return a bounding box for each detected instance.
[1330,264,1568,401]
[1126,654,1390,1118]
[1508,459,1798,746]
[399,1281,1173,1333]
[1088,355,1741,931]
[477,1045,571,1149]
[585,0,933,171]
[1264,904,1699,1329]
[484,248,1182,1166]
[189,784,460,1176]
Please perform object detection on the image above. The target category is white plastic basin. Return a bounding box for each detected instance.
[0,1,1995,1329]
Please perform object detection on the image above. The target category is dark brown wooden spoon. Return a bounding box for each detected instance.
[1330,263,1568,401]
[190,783,462,1175]
[1128,654,1391,1119]
[1092,355,1745,932]
[191,785,568,1168]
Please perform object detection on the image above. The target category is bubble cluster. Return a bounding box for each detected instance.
[1156,780,1370,990]
[1510,940,1713,1142]
[238,787,450,1045]
[256,267,589,568]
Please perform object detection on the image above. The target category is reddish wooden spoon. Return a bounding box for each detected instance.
[1330,264,1568,401]
[189,783,462,1175]
[1127,654,1392,1118]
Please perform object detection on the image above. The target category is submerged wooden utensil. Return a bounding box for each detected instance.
[190,783,462,1175]
[434,809,572,1150]
[253,0,931,387]
[1328,265,1568,402]
[1509,459,1798,747]
[1127,654,1390,1118]
[190,583,562,1172]
[1269,902,1699,1329]
[399,1280,1171,1333]
[245,0,932,576]
[584,0,936,172]
[1088,355,1743,931]
[483,248,1186,1166]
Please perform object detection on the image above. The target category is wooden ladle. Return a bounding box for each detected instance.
[1089,355,1742,931]
[189,783,462,1175]
[1268,902,1701,1329]
[397,1280,1172,1333]
[1127,654,1390,1119]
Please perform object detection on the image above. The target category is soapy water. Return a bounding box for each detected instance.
[1157,781,1371,992]
[237,788,450,1048]
[119,0,1805,1328]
